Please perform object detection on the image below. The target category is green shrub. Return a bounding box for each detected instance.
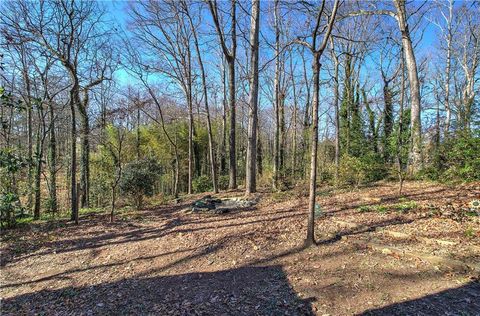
[192,175,212,193]
[0,192,24,228]
[338,153,386,186]
[119,159,161,209]
[393,201,417,213]
[338,155,365,186]
[0,148,27,228]
[442,134,480,181]
[420,133,480,182]
[218,175,229,190]
[361,152,388,183]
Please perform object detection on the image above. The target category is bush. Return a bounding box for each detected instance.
[337,155,365,186]
[0,192,24,228]
[0,148,27,228]
[192,175,212,193]
[218,175,230,190]
[418,133,480,182]
[119,159,161,209]
[338,153,386,186]
[361,152,387,183]
[442,134,480,181]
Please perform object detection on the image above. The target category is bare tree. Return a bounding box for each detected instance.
[181,1,218,193]
[2,0,114,223]
[349,0,424,172]
[296,0,340,246]
[208,0,238,190]
[245,0,260,194]
[130,0,196,194]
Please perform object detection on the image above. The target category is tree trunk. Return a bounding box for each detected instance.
[228,1,237,190]
[78,106,90,208]
[220,60,227,175]
[188,91,194,194]
[136,105,141,159]
[301,48,311,178]
[397,48,406,196]
[33,126,42,220]
[48,102,57,215]
[256,123,263,176]
[331,49,340,181]
[394,0,422,173]
[291,56,298,180]
[306,53,321,246]
[69,84,79,224]
[245,0,260,194]
[227,56,236,189]
[273,0,280,190]
[444,0,453,137]
[383,79,393,160]
[110,186,115,223]
[187,7,218,193]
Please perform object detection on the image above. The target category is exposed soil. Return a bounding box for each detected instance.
[1,181,479,315]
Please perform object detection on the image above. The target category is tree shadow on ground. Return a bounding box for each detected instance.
[359,280,480,315]
[2,265,315,316]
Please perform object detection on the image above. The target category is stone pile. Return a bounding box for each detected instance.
[187,195,257,214]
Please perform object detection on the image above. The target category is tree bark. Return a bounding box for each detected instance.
[273,0,281,190]
[48,101,57,215]
[227,52,237,189]
[382,77,393,160]
[207,0,238,189]
[256,122,263,176]
[245,0,260,194]
[306,53,321,246]
[393,0,422,173]
[304,0,339,247]
[330,44,340,180]
[443,0,453,136]
[78,103,90,208]
[69,83,79,224]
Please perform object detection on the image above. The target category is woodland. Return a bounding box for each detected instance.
[0,0,479,315]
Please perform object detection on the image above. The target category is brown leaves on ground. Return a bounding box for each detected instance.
[1,181,479,315]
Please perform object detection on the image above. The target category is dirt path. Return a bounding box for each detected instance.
[1,181,479,315]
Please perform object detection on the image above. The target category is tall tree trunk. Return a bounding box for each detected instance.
[227,55,236,189]
[256,123,263,176]
[33,122,43,220]
[188,90,194,194]
[301,48,311,178]
[304,0,339,247]
[394,0,422,173]
[245,0,260,194]
[330,46,340,181]
[279,92,285,172]
[48,102,57,215]
[78,106,89,208]
[443,0,453,137]
[290,56,298,180]
[220,60,227,175]
[69,84,79,224]
[306,53,321,246]
[396,49,406,195]
[383,79,393,160]
[136,105,141,159]
[273,0,281,190]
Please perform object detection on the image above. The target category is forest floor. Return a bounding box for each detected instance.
[1,180,480,315]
